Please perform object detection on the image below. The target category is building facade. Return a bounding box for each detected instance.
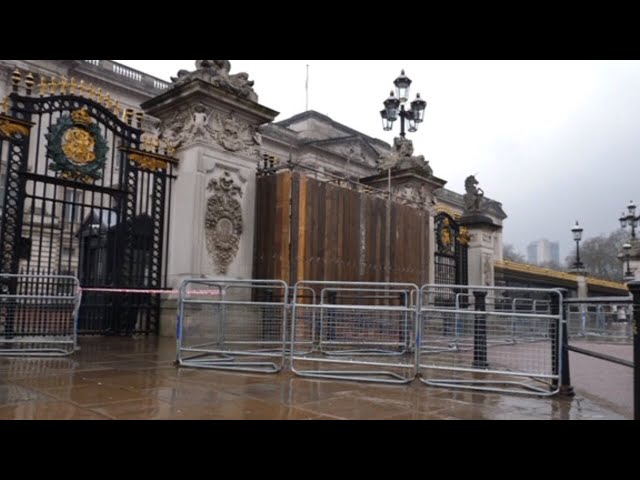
[0,60,510,336]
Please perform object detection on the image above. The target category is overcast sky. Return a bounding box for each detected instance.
[116,60,640,261]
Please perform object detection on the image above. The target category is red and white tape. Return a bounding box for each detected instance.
[79,288,224,296]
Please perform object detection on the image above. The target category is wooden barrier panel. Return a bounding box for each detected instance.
[254,171,430,288]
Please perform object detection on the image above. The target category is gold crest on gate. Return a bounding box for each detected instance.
[46,106,108,183]
[62,127,96,165]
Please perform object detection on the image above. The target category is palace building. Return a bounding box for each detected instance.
[3,60,619,339]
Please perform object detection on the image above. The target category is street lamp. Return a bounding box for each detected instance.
[619,200,639,240]
[380,70,427,138]
[571,220,584,270]
[379,70,427,283]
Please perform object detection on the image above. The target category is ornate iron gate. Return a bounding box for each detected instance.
[0,73,175,335]
[434,212,468,287]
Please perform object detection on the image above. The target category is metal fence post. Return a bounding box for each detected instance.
[472,290,488,368]
[550,292,560,389]
[627,281,640,421]
[327,290,337,342]
[262,288,274,341]
[399,291,407,348]
[553,289,574,396]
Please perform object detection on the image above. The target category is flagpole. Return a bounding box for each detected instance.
[305,64,309,111]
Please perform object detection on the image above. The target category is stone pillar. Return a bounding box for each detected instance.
[459,214,502,287]
[141,61,278,336]
[575,274,589,298]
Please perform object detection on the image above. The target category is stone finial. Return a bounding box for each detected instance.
[377,136,432,175]
[168,60,258,102]
[463,175,484,213]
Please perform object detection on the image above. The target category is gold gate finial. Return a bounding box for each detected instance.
[25,73,35,95]
[49,76,58,95]
[38,75,48,97]
[60,76,68,95]
[11,69,22,92]
[124,108,134,125]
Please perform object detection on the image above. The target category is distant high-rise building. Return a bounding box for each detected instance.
[527,239,560,265]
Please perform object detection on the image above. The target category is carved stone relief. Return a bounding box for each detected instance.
[159,105,260,157]
[391,180,434,209]
[343,144,366,163]
[204,172,244,275]
[483,253,493,286]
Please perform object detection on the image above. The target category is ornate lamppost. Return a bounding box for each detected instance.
[379,70,427,282]
[619,200,639,240]
[571,221,584,270]
[618,200,639,280]
[380,70,427,139]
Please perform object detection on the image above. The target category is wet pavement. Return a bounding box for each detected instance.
[0,337,630,420]
[568,341,633,419]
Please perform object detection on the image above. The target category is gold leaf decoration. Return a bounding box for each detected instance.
[0,118,30,139]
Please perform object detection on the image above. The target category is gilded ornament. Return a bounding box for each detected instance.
[46,107,108,183]
[0,118,30,139]
[62,128,96,165]
[128,152,167,172]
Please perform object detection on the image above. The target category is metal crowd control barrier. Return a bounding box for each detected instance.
[290,281,419,384]
[565,297,633,343]
[177,279,288,373]
[418,284,563,396]
[0,273,81,357]
[507,298,551,344]
[288,286,317,356]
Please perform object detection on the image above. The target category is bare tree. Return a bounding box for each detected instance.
[565,229,628,281]
[503,243,526,263]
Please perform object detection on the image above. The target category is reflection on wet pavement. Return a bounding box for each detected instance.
[0,337,628,420]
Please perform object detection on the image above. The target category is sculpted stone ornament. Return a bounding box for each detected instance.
[391,181,435,210]
[158,106,257,155]
[187,104,213,140]
[205,172,244,275]
[377,136,433,175]
[344,144,366,163]
[483,253,493,286]
[158,104,216,148]
[463,175,485,213]
[170,60,258,102]
[250,125,263,146]
[217,112,246,152]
